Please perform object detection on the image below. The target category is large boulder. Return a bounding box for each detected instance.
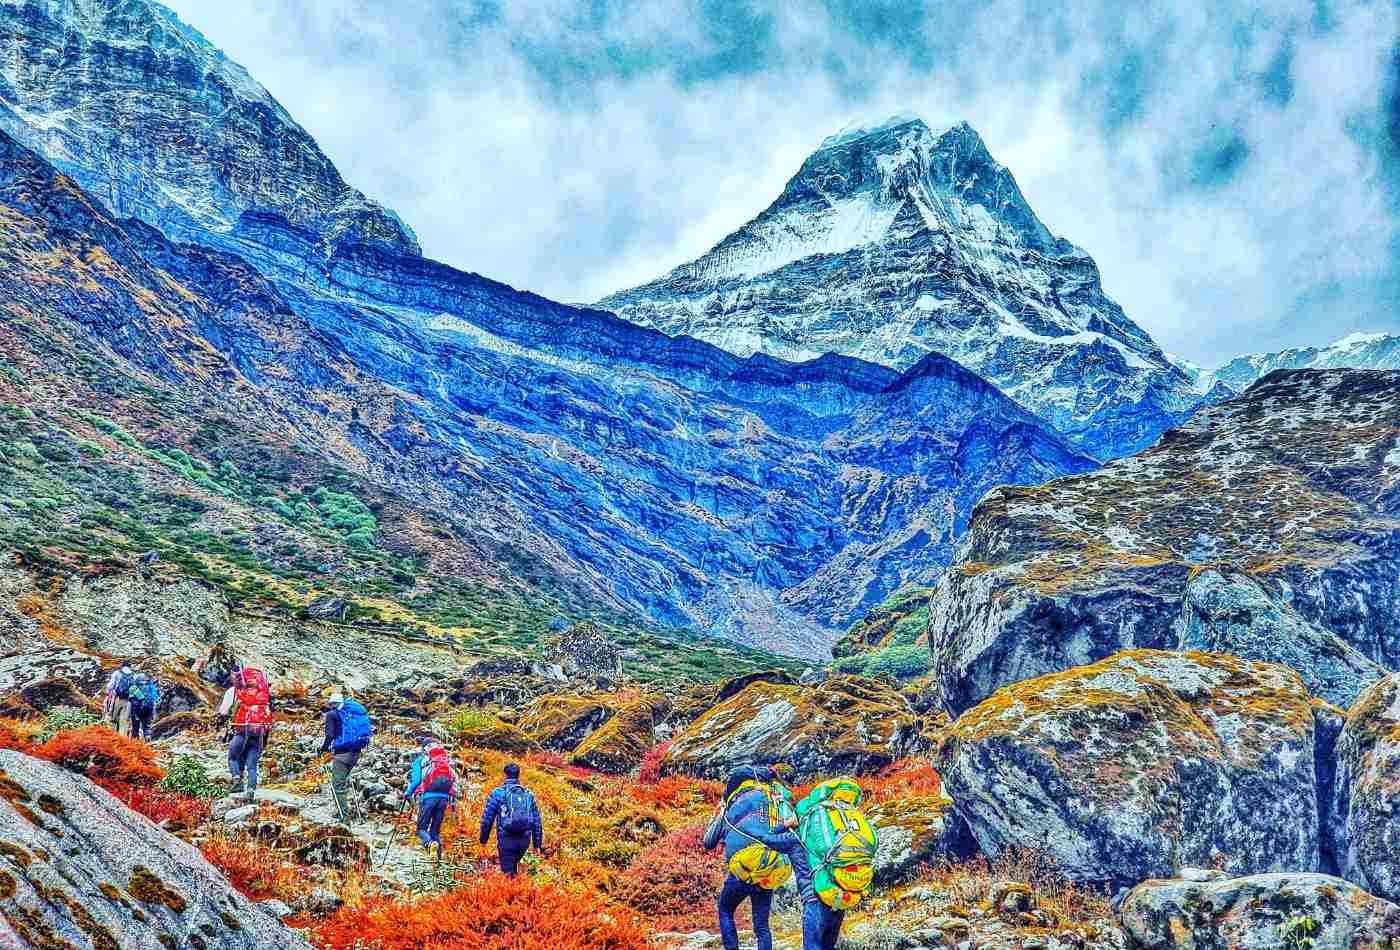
[1181,568,1386,709]
[544,621,623,685]
[518,694,615,752]
[0,749,306,947]
[661,676,924,780]
[1330,673,1400,902]
[866,794,975,885]
[1119,872,1400,949]
[938,650,1326,887]
[571,696,670,773]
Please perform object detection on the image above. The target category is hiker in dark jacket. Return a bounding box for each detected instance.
[320,689,371,823]
[479,762,542,876]
[760,817,844,950]
[703,764,790,950]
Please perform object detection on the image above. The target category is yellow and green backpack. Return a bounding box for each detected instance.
[797,778,878,910]
[724,778,796,890]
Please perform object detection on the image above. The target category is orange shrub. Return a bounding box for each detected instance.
[865,758,942,803]
[628,775,721,811]
[636,741,670,784]
[613,823,727,933]
[35,725,163,786]
[0,719,40,756]
[312,872,651,949]
[200,837,303,903]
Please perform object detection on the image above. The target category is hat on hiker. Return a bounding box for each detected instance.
[328,688,346,705]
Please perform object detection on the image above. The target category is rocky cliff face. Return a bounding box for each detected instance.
[928,369,1400,715]
[0,0,418,256]
[0,117,1095,658]
[600,117,1202,459]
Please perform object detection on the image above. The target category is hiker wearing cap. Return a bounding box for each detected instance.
[102,663,135,737]
[703,764,793,950]
[479,762,543,876]
[321,688,373,823]
[405,736,457,857]
[218,665,275,802]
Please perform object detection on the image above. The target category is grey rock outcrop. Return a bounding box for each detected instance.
[1119,872,1400,949]
[930,370,1400,717]
[0,749,306,948]
[938,651,1326,888]
[1330,673,1400,903]
[1181,568,1386,709]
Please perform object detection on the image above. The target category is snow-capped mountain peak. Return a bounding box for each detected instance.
[599,116,1200,459]
[1207,331,1400,392]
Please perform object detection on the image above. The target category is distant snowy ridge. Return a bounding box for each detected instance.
[1194,332,1400,393]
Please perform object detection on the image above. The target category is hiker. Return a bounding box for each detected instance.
[757,778,877,950]
[320,688,372,823]
[479,762,542,876]
[405,736,457,857]
[128,672,159,741]
[703,764,794,950]
[218,665,274,802]
[102,663,134,737]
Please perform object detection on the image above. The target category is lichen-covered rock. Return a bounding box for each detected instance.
[929,370,1400,718]
[448,715,539,756]
[939,650,1325,887]
[1119,873,1400,949]
[571,696,671,773]
[661,676,924,780]
[0,749,306,947]
[866,794,975,884]
[1330,673,1400,903]
[519,694,616,752]
[1181,568,1385,709]
[544,621,624,685]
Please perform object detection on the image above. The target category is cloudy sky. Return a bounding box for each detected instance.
[164,0,1399,366]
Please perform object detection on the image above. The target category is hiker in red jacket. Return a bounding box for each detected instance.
[218,665,274,802]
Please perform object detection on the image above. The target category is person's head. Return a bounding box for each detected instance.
[504,762,520,781]
[328,688,345,706]
[134,672,148,684]
[417,735,437,752]
[120,663,131,673]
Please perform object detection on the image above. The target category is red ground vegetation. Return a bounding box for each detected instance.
[34,725,164,786]
[613,823,730,933]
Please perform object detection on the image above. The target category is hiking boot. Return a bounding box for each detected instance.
[228,781,244,796]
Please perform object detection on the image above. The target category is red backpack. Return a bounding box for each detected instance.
[421,745,456,793]
[233,668,273,733]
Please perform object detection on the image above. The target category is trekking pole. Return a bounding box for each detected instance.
[378,798,409,869]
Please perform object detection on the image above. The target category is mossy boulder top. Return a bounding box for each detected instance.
[939,649,1328,888]
[1331,673,1400,904]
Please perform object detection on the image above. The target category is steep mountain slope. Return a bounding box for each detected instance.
[600,117,1201,459]
[1205,332,1400,393]
[925,368,1400,715]
[0,0,417,255]
[0,113,1095,658]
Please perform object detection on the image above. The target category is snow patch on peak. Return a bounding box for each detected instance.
[820,114,927,149]
[1336,331,1391,348]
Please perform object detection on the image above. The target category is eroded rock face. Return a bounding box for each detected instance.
[0,749,306,948]
[930,369,1400,717]
[571,696,671,773]
[1181,569,1385,709]
[867,794,974,885]
[519,694,616,752]
[939,650,1325,888]
[1119,873,1400,949]
[661,676,924,780]
[1330,673,1400,903]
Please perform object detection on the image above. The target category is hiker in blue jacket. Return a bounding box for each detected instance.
[703,763,790,950]
[479,762,543,876]
[320,689,372,823]
[759,816,844,950]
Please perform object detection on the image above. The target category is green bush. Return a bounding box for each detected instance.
[35,706,102,743]
[159,754,225,799]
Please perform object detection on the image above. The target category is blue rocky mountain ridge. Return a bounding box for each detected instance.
[927,367,1400,717]
[599,116,1203,460]
[0,0,419,257]
[0,106,1095,660]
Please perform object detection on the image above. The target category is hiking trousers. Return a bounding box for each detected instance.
[801,900,844,950]
[497,831,529,877]
[109,698,131,737]
[330,747,361,821]
[228,730,266,794]
[416,796,449,848]
[717,874,773,950]
[130,705,153,741]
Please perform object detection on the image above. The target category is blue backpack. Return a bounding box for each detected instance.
[333,699,372,751]
[501,785,537,836]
